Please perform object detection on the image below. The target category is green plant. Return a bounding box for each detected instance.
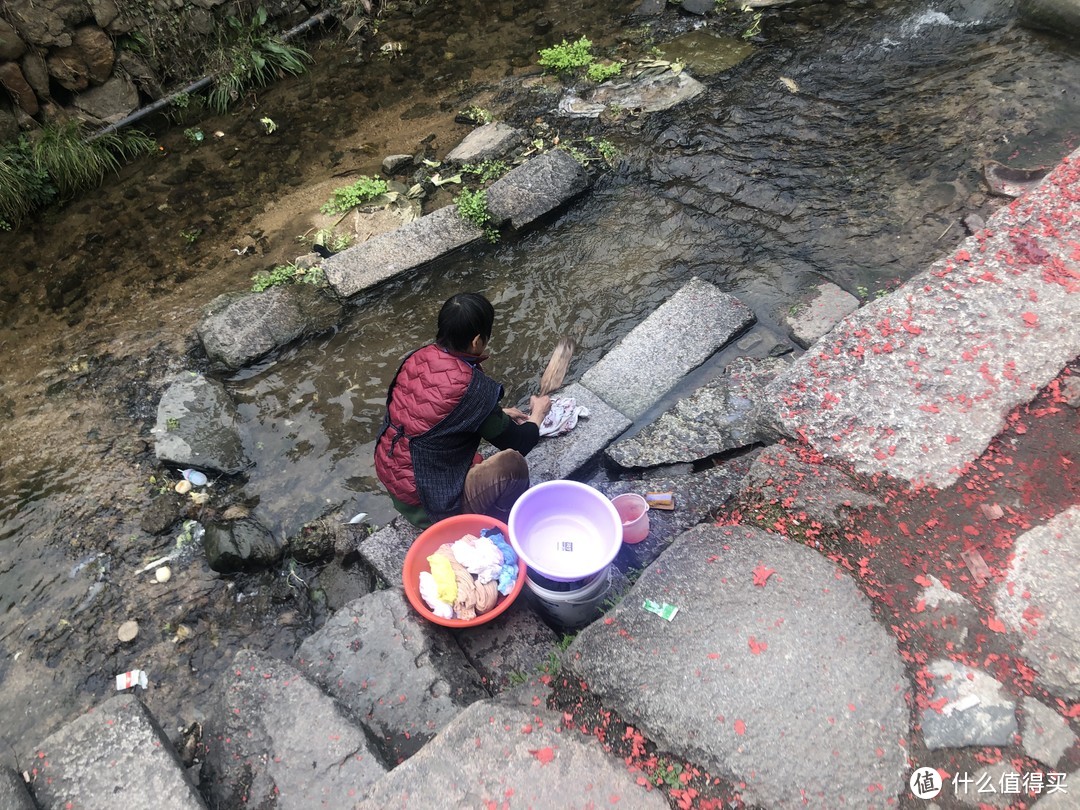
[556,633,576,651]
[166,417,180,430]
[742,9,763,39]
[586,60,624,83]
[558,143,589,166]
[508,670,528,686]
[251,263,325,292]
[260,116,277,134]
[461,159,509,183]
[207,7,312,113]
[180,227,202,243]
[320,175,389,214]
[301,228,352,253]
[585,136,619,166]
[184,127,204,146]
[537,37,595,73]
[648,758,686,789]
[455,187,498,242]
[458,105,492,124]
[537,651,561,676]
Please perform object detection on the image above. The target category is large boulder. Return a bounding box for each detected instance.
[203,517,284,573]
[197,285,343,369]
[0,19,27,61]
[0,61,38,116]
[485,148,590,230]
[1019,0,1080,39]
[72,24,114,83]
[71,73,137,124]
[153,373,250,475]
[445,121,522,164]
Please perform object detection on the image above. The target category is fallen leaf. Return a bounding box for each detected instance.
[752,565,776,587]
[529,746,555,765]
[734,719,746,735]
[986,617,1007,633]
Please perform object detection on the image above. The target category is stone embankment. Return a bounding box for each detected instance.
[11,135,1079,808]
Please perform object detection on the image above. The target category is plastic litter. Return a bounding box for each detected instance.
[115,670,148,690]
[155,566,172,583]
[642,599,679,621]
[182,469,208,486]
[645,492,675,510]
[345,512,368,525]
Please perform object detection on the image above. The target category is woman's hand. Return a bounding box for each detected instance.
[503,407,529,425]
[527,395,552,427]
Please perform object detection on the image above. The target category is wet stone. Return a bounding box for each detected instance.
[681,0,715,14]
[355,699,668,809]
[203,518,284,573]
[606,357,786,468]
[293,589,488,764]
[453,607,559,693]
[581,277,755,420]
[1021,696,1077,767]
[559,67,706,118]
[525,382,632,484]
[444,121,522,164]
[920,659,1018,750]
[994,506,1080,700]
[153,373,250,475]
[140,492,180,535]
[357,516,420,587]
[960,763,1022,808]
[631,0,667,16]
[203,650,386,809]
[381,153,413,175]
[783,279,860,348]
[485,148,590,231]
[30,694,207,810]
[0,766,34,810]
[1062,375,1080,407]
[918,575,978,649]
[567,524,910,808]
[197,285,343,370]
[310,559,375,612]
[1031,770,1079,807]
[741,444,883,528]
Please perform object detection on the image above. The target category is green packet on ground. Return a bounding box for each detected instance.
[642,599,679,621]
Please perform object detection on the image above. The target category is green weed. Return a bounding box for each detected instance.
[458,105,492,124]
[251,263,325,292]
[320,175,388,215]
[461,159,509,183]
[586,60,624,83]
[538,37,595,73]
[455,187,498,242]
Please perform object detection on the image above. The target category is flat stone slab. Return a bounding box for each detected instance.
[920,659,1018,750]
[762,149,1080,488]
[197,285,343,369]
[1031,770,1079,808]
[783,279,860,348]
[559,67,706,118]
[454,608,560,693]
[0,767,35,810]
[445,121,522,164]
[581,277,755,420]
[607,357,786,468]
[29,694,207,810]
[994,506,1080,699]
[1022,696,1077,767]
[526,382,632,483]
[918,575,979,649]
[357,516,420,587]
[203,649,386,809]
[355,700,668,809]
[153,372,250,475]
[486,148,590,230]
[293,589,488,764]
[741,444,883,528]
[323,205,484,299]
[567,524,909,808]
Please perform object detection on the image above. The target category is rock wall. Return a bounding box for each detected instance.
[0,0,323,140]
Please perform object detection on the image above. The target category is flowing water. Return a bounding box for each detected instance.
[1,0,1078,760]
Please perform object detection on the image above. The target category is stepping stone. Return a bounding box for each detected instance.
[581,277,755,420]
[486,148,589,230]
[355,700,668,809]
[761,146,1080,488]
[526,382,631,483]
[29,694,206,810]
[920,659,1018,750]
[293,589,488,764]
[607,357,786,468]
[960,763,1024,808]
[203,649,386,809]
[154,372,249,475]
[917,575,979,649]
[1030,770,1078,808]
[323,205,484,299]
[445,122,522,164]
[1022,696,1077,767]
[454,608,559,693]
[567,524,909,808]
[782,279,860,348]
[994,506,1080,699]
[357,516,420,587]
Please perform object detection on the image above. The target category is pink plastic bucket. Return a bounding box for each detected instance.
[508,480,623,582]
[611,493,650,544]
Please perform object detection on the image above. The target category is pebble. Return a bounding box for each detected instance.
[117,620,139,643]
[155,566,172,583]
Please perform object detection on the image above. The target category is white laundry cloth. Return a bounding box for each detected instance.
[538,397,590,437]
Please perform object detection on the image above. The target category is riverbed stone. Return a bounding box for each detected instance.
[783,279,860,348]
[486,148,590,230]
[1019,0,1080,40]
[525,382,632,483]
[202,649,386,810]
[0,767,34,810]
[357,516,420,587]
[1022,696,1077,767]
[323,205,484,299]
[631,0,667,16]
[454,608,560,692]
[381,153,412,175]
[293,588,489,764]
[197,285,343,369]
[762,148,1080,489]
[71,72,137,124]
[607,357,785,468]
[154,373,250,475]
[1031,770,1079,807]
[958,763,1021,808]
[581,278,755,420]
[19,51,50,99]
[994,507,1080,699]
[566,524,908,808]
[0,62,37,116]
[72,25,114,84]
[0,19,26,61]
[920,659,1018,750]
[203,517,285,573]
[918,575,978,649]
[29,694,207,810]
[445,121,521,164]
[681,0,715,14]
[355,699,668,810]
[559,66,706,118]
[741,444,883,527]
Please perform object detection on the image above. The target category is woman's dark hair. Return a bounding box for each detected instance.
[435,293,495,352]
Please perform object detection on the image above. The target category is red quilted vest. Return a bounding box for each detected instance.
[374,344,477,506]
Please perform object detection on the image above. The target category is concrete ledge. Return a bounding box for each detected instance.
[526,382,631,483]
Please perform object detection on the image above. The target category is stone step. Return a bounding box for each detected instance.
[566,523,910,808]
[0,767,35,810]
[28,694,207,810]
[355,698,669,809]
[762,147,1080,488]
[202,649,387,809]
[580,277,755,420]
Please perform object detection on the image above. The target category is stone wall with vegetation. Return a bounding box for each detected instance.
[0,0,325,141]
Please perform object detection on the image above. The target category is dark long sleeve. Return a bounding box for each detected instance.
[479,406,541,455]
